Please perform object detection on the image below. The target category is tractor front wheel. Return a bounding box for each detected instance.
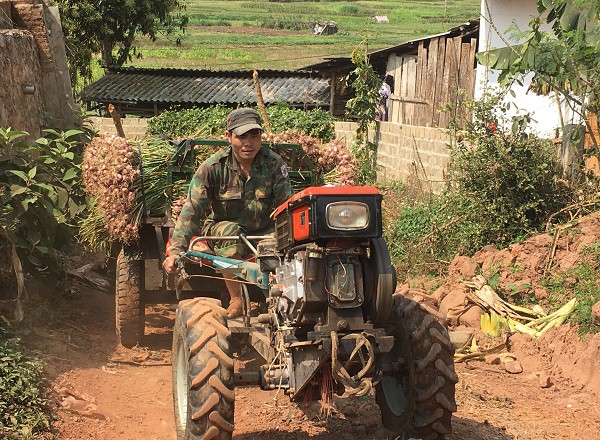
[172,297,235,440]
[376,294,458,439]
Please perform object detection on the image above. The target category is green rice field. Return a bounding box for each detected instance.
[125,0,481,71]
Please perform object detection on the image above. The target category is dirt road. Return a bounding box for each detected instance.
[24,274,600,440]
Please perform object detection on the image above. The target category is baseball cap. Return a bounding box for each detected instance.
[227,108,263,135]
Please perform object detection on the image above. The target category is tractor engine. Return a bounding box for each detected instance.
[258,186,395,333]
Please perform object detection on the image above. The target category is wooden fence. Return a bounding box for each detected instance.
[387,35,478,128]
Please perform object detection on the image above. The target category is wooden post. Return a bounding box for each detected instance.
[329,71,337,115]
[108,104,126,138]
[253,70,272,133]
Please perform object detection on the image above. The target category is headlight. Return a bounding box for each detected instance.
[326,202,369,230]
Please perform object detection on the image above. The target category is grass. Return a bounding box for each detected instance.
[124,0,480,70]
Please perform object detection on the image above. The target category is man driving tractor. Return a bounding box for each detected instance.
[163,108,292,318]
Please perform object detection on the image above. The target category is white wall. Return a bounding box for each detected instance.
[475,0,574,137]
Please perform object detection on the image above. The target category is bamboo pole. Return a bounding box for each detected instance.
[253,70,272,133]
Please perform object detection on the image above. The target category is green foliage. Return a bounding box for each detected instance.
[56,0,188,84]
[345,41,382,184]
[385,93,572,277]
[260,18,310,30]
[339,5,359,14]
[0,128,88,270]
[147,105,230,138]
[450,93,571,244]
[542,243,600,334]
[147,104,336,141]
[266,103,336,141]
[477,0,600,144]
[0,337,53,439]
[386,195,487,276]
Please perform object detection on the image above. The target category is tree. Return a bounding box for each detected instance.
[478,0,599,147]
[345,40,382,183]
[56,0,187,85]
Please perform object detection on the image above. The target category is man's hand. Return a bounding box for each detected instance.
[162,254,180,275]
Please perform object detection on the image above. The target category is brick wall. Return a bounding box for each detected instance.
[334,121,451,191]
[91,117,149,140]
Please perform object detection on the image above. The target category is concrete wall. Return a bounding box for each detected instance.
[90,117,149,140]
[335,121,451,191]
[475,0,571,137]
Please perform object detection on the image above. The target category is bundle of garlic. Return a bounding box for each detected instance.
[82,134,140,243]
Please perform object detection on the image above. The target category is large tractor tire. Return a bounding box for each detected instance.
[115,249,145,348]
[172,298,234,440]
[376,294,458,439]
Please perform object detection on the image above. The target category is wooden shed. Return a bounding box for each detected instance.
[303,19,480,127]
[383,20,479,128]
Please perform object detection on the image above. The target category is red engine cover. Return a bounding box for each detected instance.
[273,185,380,218]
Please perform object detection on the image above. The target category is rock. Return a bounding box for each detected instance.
[448,255,478,279]
[534,286,549,301]
[504,360,523,374]
[485,354,502,365]
[457,305,485,328]
[448,330,474,350]
[472,245,499,262]
[498,353,517,363]
[431,284,450,303]
[538,372,552,388]
[439,287,468,320]
[493,249,517,269]
[592,301,600,326]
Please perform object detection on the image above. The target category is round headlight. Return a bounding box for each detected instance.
[326,202,369,230]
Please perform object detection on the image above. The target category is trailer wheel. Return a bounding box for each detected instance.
[172,298,234,440]
[115,249,145,348]
[376,294,457,439]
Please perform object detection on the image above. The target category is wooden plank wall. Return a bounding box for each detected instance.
[388,35,477,128]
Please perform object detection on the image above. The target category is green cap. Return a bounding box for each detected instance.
[227,108,263,135]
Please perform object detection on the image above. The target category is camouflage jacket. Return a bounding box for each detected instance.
[169,145,292,254]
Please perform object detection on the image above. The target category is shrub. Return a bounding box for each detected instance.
[0,128,88,270]
[0,337,53,439]
[449,94,571,245]
[385,93,572,277]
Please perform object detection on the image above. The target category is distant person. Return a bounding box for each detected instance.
[376,75,395,121]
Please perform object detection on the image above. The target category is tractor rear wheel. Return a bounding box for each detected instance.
[172,297,234,440]
[115,249,145,348]
[376,294,457,439]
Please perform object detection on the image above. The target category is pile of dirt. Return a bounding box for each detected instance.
[399,211,600,395]
[510,325,600,395]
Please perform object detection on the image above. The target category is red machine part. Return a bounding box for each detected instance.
[292,205,310,241]
[272,185,380,218]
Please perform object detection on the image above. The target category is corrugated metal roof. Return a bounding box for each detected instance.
[80,68,330,106]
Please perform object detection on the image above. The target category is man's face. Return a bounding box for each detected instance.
[227,128,262,163]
